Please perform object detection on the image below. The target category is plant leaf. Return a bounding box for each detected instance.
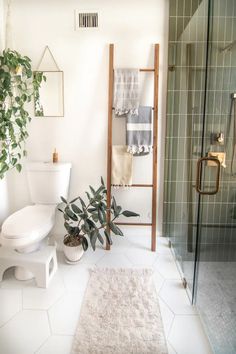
[98,208,104,224]
[16,164,22,173]
[81,237,88,251]
[97,232,104,245]
[79,197,86,209]
[64,222,75,234]
[60,196,68,204]
[122,210,140,217]
[65,208,78,221]
[88,207,97,213]
[83,220,90,233]
[71,204,82,214]
[109,222,123,236]
[85,192,91,201]
[111,197,120,217]
[89,185,96,195]
[90,230,97,251]
[91,213,98,222]
[87,219,96,228]
[104,230,113,245]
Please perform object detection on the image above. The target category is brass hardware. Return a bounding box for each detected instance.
[207,152,226,168]
[231,92,236,99]
[216,133,224,144]
[168,65,175,72]
[183,278,187,289]
[210,132,224,145]
[196,157,221,195]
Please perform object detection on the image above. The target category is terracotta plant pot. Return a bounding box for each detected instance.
[63,240,84,264]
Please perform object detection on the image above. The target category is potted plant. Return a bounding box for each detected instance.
[58,177,139,263]
[0,49,45,179]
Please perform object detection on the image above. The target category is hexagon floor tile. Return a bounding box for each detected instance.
[168,315,213,354]
[96,253,133,268]
[0,289,22,327]
[153,253,180,279]
[0,238,213,354]
[36,335,74,354]
[159,279,197,315]
[48,291,83,335]
[124,248,158,266]
[62,263,93,293]
[158,296,175,335]
[167,341,177,354]
[154,270,165,293]
[0,310,50,354]
[23,273,65,310]
[78,247,106,264]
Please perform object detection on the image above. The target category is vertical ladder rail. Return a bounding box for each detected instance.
[151,44,159,252]
[106,44,114,250]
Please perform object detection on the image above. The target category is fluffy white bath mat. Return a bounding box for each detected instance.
[72,268,168,354]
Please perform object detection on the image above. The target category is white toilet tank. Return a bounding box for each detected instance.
[26,162,72,205]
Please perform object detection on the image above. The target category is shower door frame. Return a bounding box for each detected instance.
[191,0,212,304]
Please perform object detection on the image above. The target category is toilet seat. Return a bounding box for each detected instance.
[0,205,56,249]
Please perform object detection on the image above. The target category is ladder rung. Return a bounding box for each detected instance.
[115,222,152,226]
[139,68,155,72]
[111,184,153,188]
[112,107,154,110]
[112,68,155,72]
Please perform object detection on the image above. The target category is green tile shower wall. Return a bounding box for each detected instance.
[164,0,208,276]
[164,0,236,267]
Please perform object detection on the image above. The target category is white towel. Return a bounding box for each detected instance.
[113,69,139,116]
[112,146,133,186]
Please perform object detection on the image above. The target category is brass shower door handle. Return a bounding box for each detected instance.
[196,157,221,195]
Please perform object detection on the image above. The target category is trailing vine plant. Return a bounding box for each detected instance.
[33,71,45,116]
[0,49,45,179]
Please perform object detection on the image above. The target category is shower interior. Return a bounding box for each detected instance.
[164,1,236,353]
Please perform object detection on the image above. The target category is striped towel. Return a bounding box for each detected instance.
[126,106,152,156]
[113,69,139,116]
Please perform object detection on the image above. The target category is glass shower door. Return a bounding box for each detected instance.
[164,0,210,298]
[194,1,236,353]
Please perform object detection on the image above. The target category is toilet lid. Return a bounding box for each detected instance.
[2,205,55,239]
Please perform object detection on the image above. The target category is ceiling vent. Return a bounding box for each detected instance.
[75,10,98,29]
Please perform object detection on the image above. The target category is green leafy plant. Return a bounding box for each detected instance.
[0,49,45,179]
[33,71,45,116]
[58,177,139,251]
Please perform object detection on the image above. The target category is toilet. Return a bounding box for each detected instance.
[0,161,71,284]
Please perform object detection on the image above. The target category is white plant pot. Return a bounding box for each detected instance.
[63,242,84,264]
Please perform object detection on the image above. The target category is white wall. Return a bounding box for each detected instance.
[5,0,169,241]
[0,0,4,51]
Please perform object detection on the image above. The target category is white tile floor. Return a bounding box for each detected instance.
[0,235,213,354]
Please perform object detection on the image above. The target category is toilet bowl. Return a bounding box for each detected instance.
[0,205,56,252]
[0,161,71,282]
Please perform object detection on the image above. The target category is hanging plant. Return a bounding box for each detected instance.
[0,49,45,179]
[33,71,45,116]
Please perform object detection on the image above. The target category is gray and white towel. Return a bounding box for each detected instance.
[126,106,152,156]
[113,68,139,116]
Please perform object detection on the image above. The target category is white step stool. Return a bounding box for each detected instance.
[0,245,58,288]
